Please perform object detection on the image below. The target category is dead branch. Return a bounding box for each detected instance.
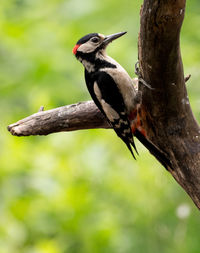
[8,101,109,136]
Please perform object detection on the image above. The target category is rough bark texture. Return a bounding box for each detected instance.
[8,0,200,209]
[8,101,110,136]
[138,0,200,209]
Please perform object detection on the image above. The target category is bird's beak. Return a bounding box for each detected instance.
[102,31,127,48]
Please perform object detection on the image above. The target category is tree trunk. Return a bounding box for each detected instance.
[138,0,200,209]
[8,0,200,209]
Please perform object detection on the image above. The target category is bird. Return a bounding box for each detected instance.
[72,32,171,168]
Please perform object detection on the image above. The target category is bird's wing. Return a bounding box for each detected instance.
[88,70,137,158]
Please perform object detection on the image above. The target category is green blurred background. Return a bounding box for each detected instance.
[0,0,200,252]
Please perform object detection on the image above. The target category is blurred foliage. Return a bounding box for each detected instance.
[0,0,200,252]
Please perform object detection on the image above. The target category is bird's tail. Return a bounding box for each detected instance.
[134,129,171,170]
[125,142,136,160]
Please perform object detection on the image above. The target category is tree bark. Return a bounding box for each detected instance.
[138,0,200,209]
[7,101,110,136]
[8,0,200,209]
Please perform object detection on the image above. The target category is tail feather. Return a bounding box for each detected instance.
[125,142,136,160]
[134,129,171,170]
[113,124,137,159]
[130,139,139,155]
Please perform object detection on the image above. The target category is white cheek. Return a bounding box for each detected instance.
[78,42,96,53]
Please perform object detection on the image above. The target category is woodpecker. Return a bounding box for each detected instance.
[72,32,171,168]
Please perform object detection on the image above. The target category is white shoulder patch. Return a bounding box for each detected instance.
[93,82,102,101]
[101,99,120,122]
[93,82,120,122]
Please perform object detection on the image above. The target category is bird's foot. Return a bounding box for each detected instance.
[134,61,140,76]
[134,61,154,90]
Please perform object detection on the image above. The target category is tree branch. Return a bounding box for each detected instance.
[8,101,110,136]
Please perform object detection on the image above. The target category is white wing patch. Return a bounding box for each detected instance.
[93,82,120,122]
[93,82,102,101]
[98,55,137,113]
[101,100,120,122]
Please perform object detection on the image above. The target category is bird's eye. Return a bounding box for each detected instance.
[91,37,100,43]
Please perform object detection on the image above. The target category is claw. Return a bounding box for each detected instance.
[139,78,154,90]
[134,61,154,90]
[134,61,140,76]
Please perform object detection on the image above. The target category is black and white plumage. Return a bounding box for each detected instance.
[73,32,138,158]
[72,32,171,169]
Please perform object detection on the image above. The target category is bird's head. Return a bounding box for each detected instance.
[72,32,127,60]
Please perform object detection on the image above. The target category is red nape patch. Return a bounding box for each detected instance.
[72,44,80,55]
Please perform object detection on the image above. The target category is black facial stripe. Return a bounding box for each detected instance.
[76,33,99,45]
[95,60,116,70]
[76,51,116,71]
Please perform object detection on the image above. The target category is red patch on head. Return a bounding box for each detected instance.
[72,44,80,55]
